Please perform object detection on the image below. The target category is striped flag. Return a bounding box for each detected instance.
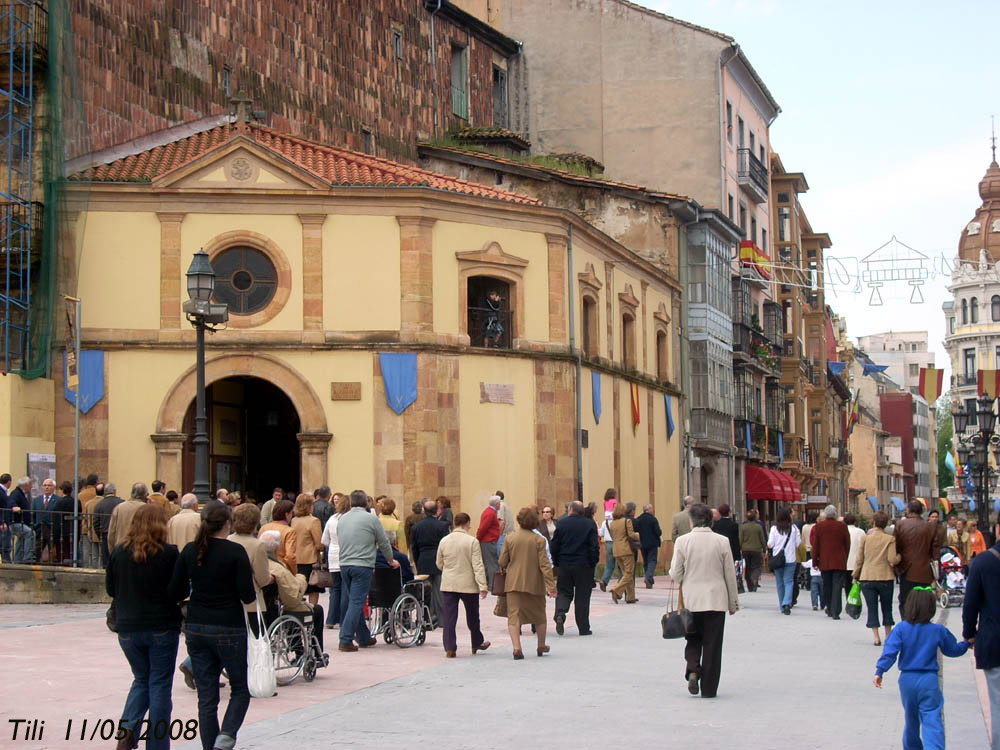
[847,390,860,437]
[630,382,640,429]
[979,369,1000,399]
[918,367,943,404]
[939,497,953,514]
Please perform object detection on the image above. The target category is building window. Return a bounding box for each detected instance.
[451,45,468,119]
[761,228,767,253]
[971,296,979,323]
[582,295,598,358]
[966,396,978,428]
[362,128,373,154]
[778,208,789,242]
[392,28,403,60]
[995,344,1000,368]
[750,216,757,245]
[727,194,734,219]
[760,144,766,164]
[962,298,968,324]
[492,66,508,128]
[467,276,512,348]
[949,316,955,333]
[726,101,733,144]
[621,311,636,370]
[908,364,919,377]
[964,348,976,379]
[992,295,1000,321]
[212,246,278,315]
[777,192,790,203]
[749,131,755,153]
[738,202,747,235]
[737,116,745,148]
[656,329,668,381]
[222,66,232,97]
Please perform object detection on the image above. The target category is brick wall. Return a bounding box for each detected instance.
[71,0,509,160]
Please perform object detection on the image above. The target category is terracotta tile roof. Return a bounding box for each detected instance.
[453,126,531,150]
[69,122,541,205]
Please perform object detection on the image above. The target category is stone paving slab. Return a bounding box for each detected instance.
[0,577,988,750]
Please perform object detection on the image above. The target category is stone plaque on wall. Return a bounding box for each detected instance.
[480,382,514,405]
[330,382,362,401]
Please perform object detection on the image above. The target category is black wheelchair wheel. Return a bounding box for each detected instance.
[389,593,423,648]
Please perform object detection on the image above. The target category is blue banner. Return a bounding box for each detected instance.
[63,350,104,414]
[744,422,751,453]
[867,496,879,513]
[862,363,889,377]
[969,497,977,512]
[378,353,418,415]
[891,497,905,511]
[778,432,784,463]
[827,361,846,376]
[664,394,674,439]
[592,371,601,424]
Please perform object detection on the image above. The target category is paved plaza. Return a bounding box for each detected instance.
[0,577,988,750]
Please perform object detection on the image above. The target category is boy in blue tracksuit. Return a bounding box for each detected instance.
[873,587,971,750]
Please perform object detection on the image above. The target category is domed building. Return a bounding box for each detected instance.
[943,157,1000,509]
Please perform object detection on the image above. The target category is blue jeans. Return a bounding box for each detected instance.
[339,565,374,646]
[118,629,180,750]
[326,571,342,626]
[774,564,796,608]
[10,523,34,563]
[184,623,250,750]
[810,576,823,608]
[0,527,10,562]
[601,541,620,585]
[899,671,944,750]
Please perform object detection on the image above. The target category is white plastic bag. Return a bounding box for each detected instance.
[244,604,276,699]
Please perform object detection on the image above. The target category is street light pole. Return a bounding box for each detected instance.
[953,395,997,542]
[183,249,228,504]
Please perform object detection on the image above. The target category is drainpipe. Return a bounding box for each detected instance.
[429,0,443,138]
[567,224,583,502]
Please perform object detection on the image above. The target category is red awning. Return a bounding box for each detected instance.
[745,465,784,501]
[774,471,793,502]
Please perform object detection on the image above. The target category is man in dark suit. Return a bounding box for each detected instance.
[711,504,741,591]
[93,483,123,567]
[0,473,11,562]
[635,504,663,589]
[551,501,600,636]
[8,476,35,563]
[410,498,450,626]
[30,478,57,563]
[963,533,1000,746]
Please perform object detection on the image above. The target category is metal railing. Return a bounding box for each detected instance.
[690,407,732,449]
[737,148,769,198]
[468,306,513,349]
[1,509,108,568]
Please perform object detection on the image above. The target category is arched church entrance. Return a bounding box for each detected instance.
[181,377,300,499]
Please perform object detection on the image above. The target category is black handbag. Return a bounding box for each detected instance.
[661,585,694,639]
[769,528,793,570]
[106,601,118,633]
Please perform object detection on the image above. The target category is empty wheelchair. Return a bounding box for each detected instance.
[366,567,436,648]
[263,583,329,684]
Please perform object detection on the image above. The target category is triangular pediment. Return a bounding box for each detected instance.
[153,137,328,191]
[455,241,529,268]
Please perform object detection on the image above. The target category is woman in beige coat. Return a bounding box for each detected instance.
[498,506,556,659]
[852,510,900,646]
[290,493,324,605]
[435,512,490,658]
[609,503,640,604]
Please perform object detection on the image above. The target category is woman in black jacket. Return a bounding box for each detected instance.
[169,501,255,750]
[106,503,181,750]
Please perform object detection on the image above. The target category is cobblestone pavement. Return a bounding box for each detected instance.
[0,576,988,750]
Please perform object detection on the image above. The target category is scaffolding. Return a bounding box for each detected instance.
[0,0,44,372]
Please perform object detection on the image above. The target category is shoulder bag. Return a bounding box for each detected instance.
[769,528,793,570]
[661,584,694,639]
[243,595,276,699]
[490,570,506,596]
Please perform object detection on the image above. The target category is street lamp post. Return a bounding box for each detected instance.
[183,249,228,503]
[952,395,999,542]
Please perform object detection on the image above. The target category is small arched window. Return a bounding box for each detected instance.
[582,295,598,358]
[962,298,969,325]
[971,297,979,324]
[656,329,668,381]
[621,311,636,370]
[992,296,1000,322]
[467,276,512,348]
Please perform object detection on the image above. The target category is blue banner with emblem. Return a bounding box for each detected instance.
[378,353,418,415]
[63,350,104,414]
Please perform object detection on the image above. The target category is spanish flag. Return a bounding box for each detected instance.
[979,369,1000,399]
[918,367,943,404]
[847,390,860,436]
[630,382,641,429]
[915,497,928,510]
[939,497,953,514]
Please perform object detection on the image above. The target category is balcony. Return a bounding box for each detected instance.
[737,148,769,203]
[767,428,783,462]
[467,306,513,349]
[954,373,977,388]
[735,418,768,460]
[690,408,733,452]
[732,323,780,376]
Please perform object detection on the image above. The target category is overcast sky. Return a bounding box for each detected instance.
[652,0,1000,377]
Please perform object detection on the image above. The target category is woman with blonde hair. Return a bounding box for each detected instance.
[258,499,297,573]
[290,492,324,605]
[498,506,556,659]
[609,503,640,604]
[378,497,405,554]
[107,503,181,749]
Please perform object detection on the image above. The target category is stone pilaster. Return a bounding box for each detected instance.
[534,360,576,508]
[298,431,333,492]
[648,389,655,507]
[396,216,437,342]
[156,213,185,331]
[151,432,186,495]
[545,233,568,345]
[298,214,326,338]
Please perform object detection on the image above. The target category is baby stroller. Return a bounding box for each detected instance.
[937,546,965,608]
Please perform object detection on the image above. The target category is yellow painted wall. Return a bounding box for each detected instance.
[653,392,681,519]
[0,374,55,476]
[181,214,304,330]
[78,212,161,330]
[581,368,614,503]
[433,221,549,341]
[459,355,535,529]
[323,216,400,331]
[618,379,650,505]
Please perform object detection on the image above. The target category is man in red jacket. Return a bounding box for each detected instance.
[477,495,502,586]
[810,505,851,620]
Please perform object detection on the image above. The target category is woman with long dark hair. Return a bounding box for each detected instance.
[766,508,801,615]
[169,501,255,750]
[107,503,181,749]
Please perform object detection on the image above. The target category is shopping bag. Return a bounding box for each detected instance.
[845,580,862,620]
[661,585,695,639]
[244,603,276,698]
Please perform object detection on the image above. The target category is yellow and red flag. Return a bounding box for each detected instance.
[939,497,953,514]
[630,382,640,429]
[979,369,1000,399]
[918,367,943,404]
[846,390,860,437]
